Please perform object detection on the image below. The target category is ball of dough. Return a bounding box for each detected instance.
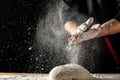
[49,64,93,80]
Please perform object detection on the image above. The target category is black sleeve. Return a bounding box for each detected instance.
[114,0,120,21]
[61,0,88,25]
[114,10,120,21]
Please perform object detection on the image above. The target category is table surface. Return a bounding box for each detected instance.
[0,73,120,80]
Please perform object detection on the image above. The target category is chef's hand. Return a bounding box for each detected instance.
[68,17,94,45]
[69,19,120,45]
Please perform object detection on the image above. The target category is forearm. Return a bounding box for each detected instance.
[79,19,120,42]
[97,19,120,38]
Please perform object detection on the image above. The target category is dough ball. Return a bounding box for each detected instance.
[49,64,93,80]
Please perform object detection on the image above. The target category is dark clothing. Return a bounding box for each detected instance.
[63,0,120,23]
[62,0,120,73]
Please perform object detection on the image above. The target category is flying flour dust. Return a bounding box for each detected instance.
[35,0,89,72]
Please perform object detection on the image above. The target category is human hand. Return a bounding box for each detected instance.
[68,18,120,45]
[68,17,101,45]
[68,24,101,45]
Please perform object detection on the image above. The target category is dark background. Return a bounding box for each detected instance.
[1,0,120,73]
[0,0,52,73]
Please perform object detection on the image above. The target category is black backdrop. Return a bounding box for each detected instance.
[0,0,51,73]
[1,0,120,73]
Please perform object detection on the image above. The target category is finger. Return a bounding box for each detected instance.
[69,36,80,45]
[71,40,77,45]
[68,39,76,45]
[68,37,75,45]
[90,24,101,29]
[77,17,94,32]
[68,37,75,42]
[78,23,88,31]
[85,17,94,26]
[70,35,82,45]
[68,42,72,45]
[69,39,77,45]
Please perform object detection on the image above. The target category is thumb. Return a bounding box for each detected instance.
[90,24,101,29]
